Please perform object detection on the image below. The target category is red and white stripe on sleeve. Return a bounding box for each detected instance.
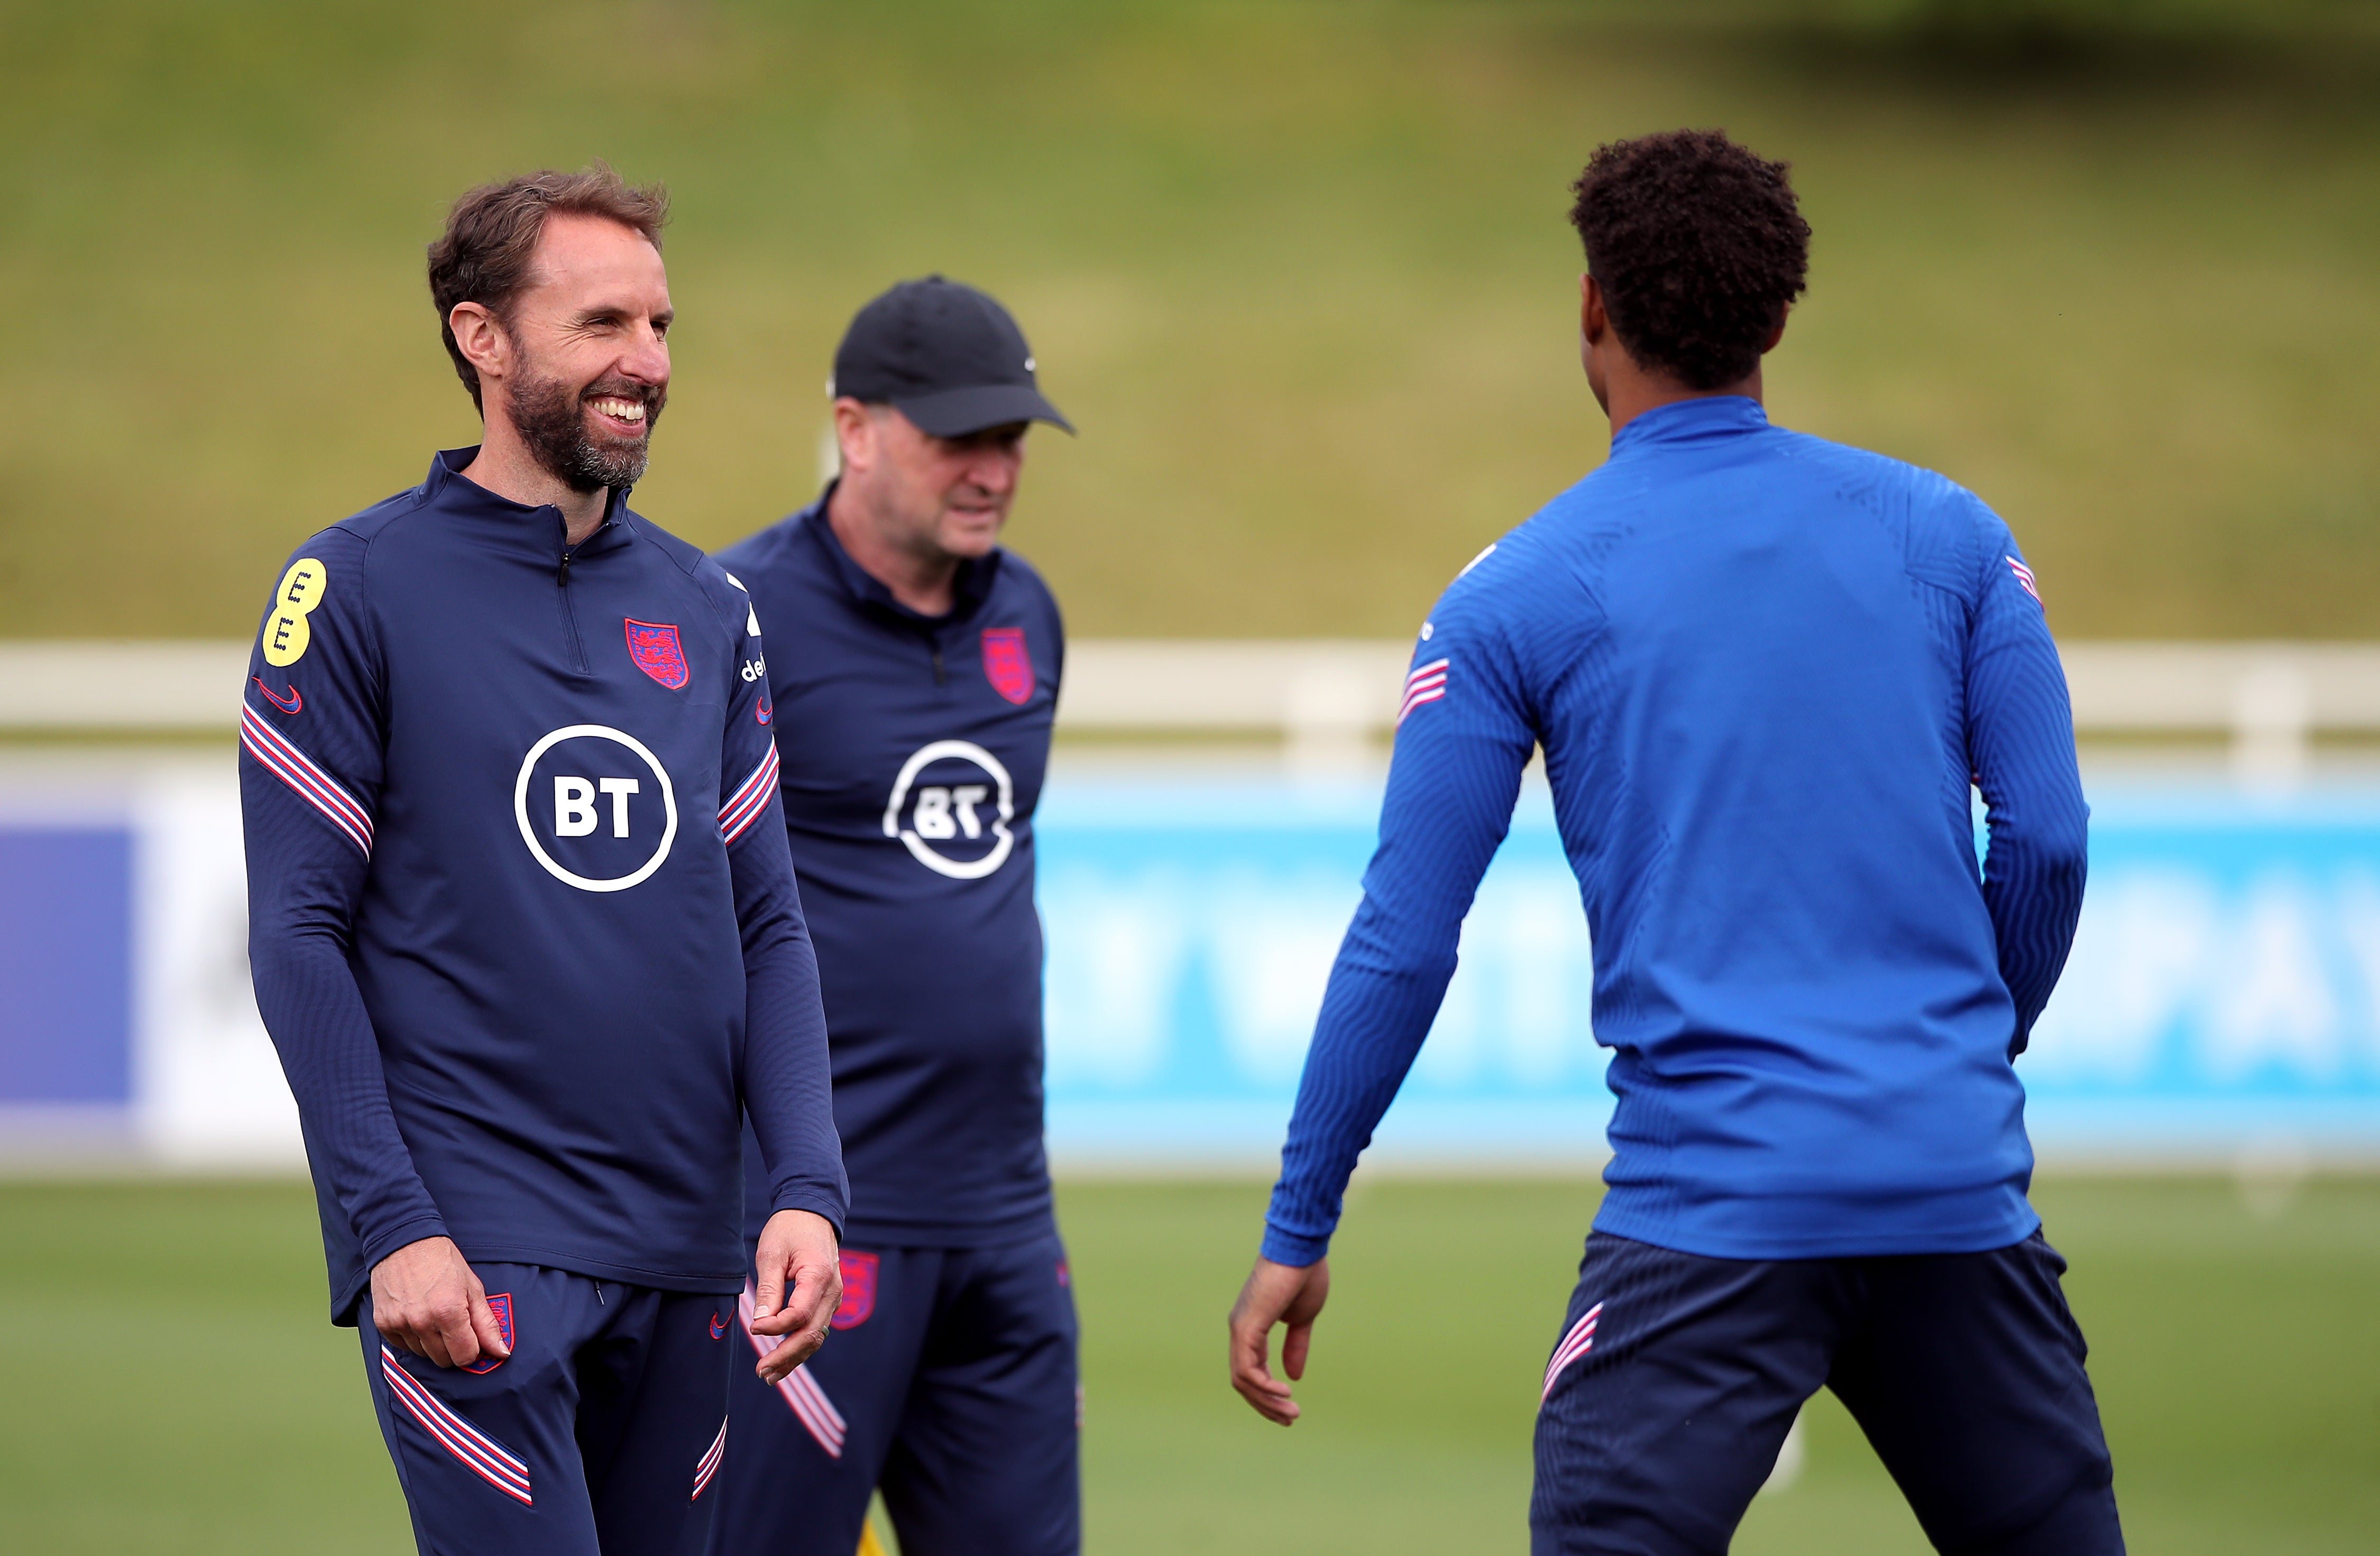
[718,742,781,846]
[240,703,374,857]
[1397,657,1449,728]
[2005,555,2043,605]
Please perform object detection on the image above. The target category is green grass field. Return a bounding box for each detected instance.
[5,1,2380,644]
[3,1173,2375,1553]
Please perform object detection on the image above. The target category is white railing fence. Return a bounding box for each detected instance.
[6,640,2376,776]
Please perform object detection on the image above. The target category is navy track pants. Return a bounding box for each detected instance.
[362,1264,733,1556]
[1532,1231,2124,1556]
[705,1230,1079,1556]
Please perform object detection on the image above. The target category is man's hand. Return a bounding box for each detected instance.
[369,1237,511,1370]
[749,1209,842,1385]
[1228,1255,1331,1425]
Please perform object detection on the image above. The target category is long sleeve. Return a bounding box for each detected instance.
[718,613,848,1234]
[1261,575,1539,1266]
[1964,523,2090,1053]
[240,531,447,1309]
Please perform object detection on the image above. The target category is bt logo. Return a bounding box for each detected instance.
[553,776,640,837]
[514,725,679,892]
[883,740,1014,880]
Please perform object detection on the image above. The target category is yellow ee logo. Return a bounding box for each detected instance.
[262,558,328,667]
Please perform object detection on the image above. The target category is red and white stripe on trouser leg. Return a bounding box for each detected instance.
[691,1416,727,1500]
[380,1346,534,1505]
[1541,1303,1603,1404]
[738,1281,847,1459]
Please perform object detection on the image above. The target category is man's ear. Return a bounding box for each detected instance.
[831,398,875,477]
[1580,273,1609,347]
[449,302,511,389]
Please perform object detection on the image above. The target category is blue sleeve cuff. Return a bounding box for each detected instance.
[356,1215,454,1279]
[768,1188,848,1241]
[1260,1224,1331,1267]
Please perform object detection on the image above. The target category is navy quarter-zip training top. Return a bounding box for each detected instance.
[242,448,847,1323]
[719,490,1061,1248]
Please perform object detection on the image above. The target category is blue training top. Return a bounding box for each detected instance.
[1262,398,2089,1265]
[242,449,847,1323]
[719,491,1063,1248]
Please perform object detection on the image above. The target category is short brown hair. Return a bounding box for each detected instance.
[427,163,669,411]
[1568,131,1809,391]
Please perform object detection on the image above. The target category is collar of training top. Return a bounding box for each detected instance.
[797,483,1003,629]
[1610,394,1771,455]
[425,447,634,549]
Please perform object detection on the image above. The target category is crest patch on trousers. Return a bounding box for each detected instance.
[463,1292,515,1373]
[831,1251,880,1330]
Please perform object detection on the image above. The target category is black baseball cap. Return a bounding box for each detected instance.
[829,275,1073,437]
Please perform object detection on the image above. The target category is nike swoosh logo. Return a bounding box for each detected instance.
[253,677,302,714]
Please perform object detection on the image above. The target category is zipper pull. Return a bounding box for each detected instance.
[558,550,573,588]
[931,647,945,685]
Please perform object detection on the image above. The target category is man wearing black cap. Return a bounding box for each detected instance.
[704,278,1078,1556]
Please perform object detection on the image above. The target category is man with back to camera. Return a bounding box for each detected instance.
[705,277,1078,1555]
[240,164,848,1556]
[1226,131,2119,1554]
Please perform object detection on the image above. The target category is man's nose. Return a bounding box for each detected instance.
[622,323,670,386]
[966,448,1021,494]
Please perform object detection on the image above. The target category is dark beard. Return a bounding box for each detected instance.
[507,367,666,493]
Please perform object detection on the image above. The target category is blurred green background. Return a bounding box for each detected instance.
[4,1175,2376,1554]
[5,0,2379,642]
[8,6,2380,1553]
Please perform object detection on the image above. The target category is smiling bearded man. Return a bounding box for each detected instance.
[240,164,848,1556]
[506,357,666,491]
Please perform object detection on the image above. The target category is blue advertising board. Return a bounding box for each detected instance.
[1039,778,2380,1161]
[1040,780,1605,1158]
[2021,790,2380,1150]
[0,826,132,1109]
[4,771,2379,1163]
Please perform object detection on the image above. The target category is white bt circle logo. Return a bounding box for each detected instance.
[514,724,679,892]
[882,740,1014,880]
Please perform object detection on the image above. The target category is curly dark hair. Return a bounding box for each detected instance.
[1567,131,1810,391]
[427,163,669,412]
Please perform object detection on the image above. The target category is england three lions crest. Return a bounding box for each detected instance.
[624,619,689,689]
[832,1250,880,1330]
[463,1292,515,1373]
[981,627,1033,705]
